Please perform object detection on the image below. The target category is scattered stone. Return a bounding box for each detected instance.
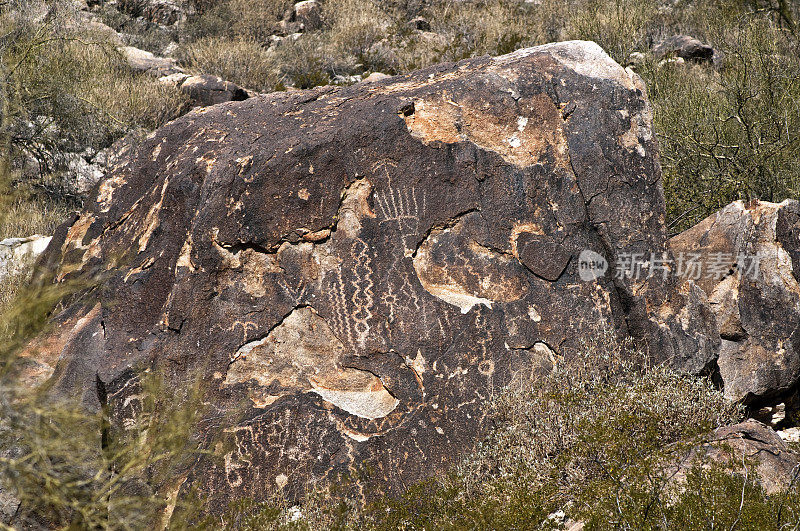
[658,56,685,67]
[293,0,322,31]
[0,235,52,283]
[778,427,800,444]
[653,35,716,63]
[362,72,390,83]
[669,200,800,403]
[162,41,178,57]
[120,45,183,77]
[627,51,646,67]
[23,41,719,515]
[333,74,362,85]
[179,75,250,107]
[158,72,190,87]
[287,506,303,523]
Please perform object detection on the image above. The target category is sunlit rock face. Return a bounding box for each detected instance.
[670,200,800,404]
[25,41,719,515]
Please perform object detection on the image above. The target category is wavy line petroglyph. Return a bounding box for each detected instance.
[350,238,375,351]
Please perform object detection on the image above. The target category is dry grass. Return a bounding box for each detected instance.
[0,196,70,241]
[178,37,281,91]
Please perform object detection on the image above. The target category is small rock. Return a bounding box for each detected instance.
[293,0,322,31]
[179,75,249,107]
[162,41,178,57]
[332,74,362,85]
[362,72,390,83]
[627,51,646,67]
[158,72,191,87]
[120,45,183,77]
[658,56,685,67]
[653,35,716,63]
[778,427,800,444]
[287,505,303,522]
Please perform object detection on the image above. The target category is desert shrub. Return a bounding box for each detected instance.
[0,194,69,241]
[178,37,281,91]
[645,13,800,232]
[0,1,188,198]
[274,34,331,88]
[321,0,393,74]
[183,0,293,42]
[0,264,209,528]
[0,368,208,528]
[568,0,660,62]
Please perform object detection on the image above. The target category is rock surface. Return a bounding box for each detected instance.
[0,235,53,283]
[653,35,716,63]
[672,420,800,495]
[669,200,800,404]
[24,41,720,514]
[120,45,182,77]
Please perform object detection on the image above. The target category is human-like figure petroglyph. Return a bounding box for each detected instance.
[275,276,310,305]
[372,159,426,255]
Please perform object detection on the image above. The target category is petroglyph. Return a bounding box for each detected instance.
[374,185,426,255]
[350,238,375,350]
[325,269,355,349]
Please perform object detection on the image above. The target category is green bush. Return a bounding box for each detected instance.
[646,14,800,232]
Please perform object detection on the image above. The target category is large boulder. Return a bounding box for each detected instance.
[23,41,719,515]
[669,200,800,404]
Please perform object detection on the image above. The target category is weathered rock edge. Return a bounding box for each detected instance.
[24,41,720,515]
